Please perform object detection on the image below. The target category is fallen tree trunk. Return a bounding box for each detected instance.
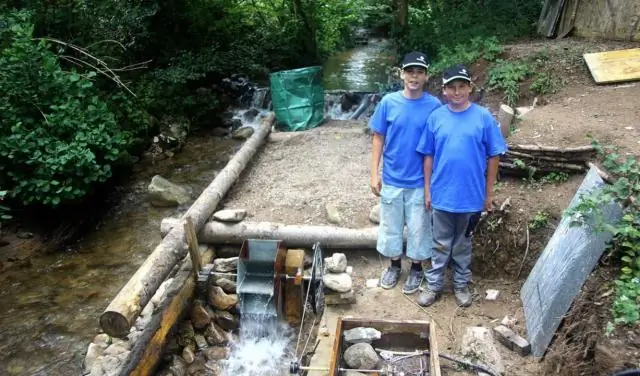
[100,112,275,338]
[120,247,215,376]
[161,218,390,248]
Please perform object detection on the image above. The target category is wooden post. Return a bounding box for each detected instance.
[99,112,275,338]
[497,103,514,139]
[183,216,202,281]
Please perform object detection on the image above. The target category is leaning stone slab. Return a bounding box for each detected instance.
[520,166,623,358]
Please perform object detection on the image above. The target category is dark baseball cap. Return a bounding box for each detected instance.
[442,64,472,85]
[401,51,430,70]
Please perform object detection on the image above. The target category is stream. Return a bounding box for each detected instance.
[0,36,392,376]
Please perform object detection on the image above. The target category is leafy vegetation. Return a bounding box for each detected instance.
[565,139,640,330]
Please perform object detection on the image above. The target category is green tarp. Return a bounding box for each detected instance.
[269,66,325,132]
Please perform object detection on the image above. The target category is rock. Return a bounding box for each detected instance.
[16,231,34,239]
[485,289,500,300]
[177,321,196,348]
[217,246,241,259]
[194,334,208,350]
[148,175,190,207]
[369,204,380,224]
[325,290,356,305]
[213,277,237,294]
[204,322,229,346]
[213,257,238,273]
[346,266,353,275]
[243,108,260,123]
[325,203,342,224]
[203,346,230,361]
[212,127,230,137]
[213,209,247,223]
[460,326,504,375]
[493,325,531,356]
[343,327,382,344]
[232,126,254,140]
[168,355,188,376]
[208,286,238,311]
[93,333,111,348]
[325,253,347,273]
[365,279,379,288]
[344,372,368,376]
[83,343,104,371]
[190,300,212,329]
[100,355,124,375]
[501,315,517,328]
[182,346,196,364]
[214,310,238,331]
[343,342,379,370]
[323,273,352,293]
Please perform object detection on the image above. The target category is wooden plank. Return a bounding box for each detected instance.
[183,217,202,282]
[430,320,441,376]
[583,48,640,84]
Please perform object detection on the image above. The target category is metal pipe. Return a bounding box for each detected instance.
[210,271,311,281]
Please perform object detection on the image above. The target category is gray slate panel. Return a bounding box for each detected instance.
[520,166,623,357]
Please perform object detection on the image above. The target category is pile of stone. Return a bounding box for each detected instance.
[322,252,356,305]
[154,255,241,376]
[341,327,383,374]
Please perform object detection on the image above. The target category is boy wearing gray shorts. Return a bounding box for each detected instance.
[369,51,442,294]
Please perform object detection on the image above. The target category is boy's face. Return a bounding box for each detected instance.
[401,66,428,91]
[443,79,472,106]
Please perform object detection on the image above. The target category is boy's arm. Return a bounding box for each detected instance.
[417,115,436,209]
[423,155,433,209]
[370,133,384,196]
[483,112,508,211]
[369,100,388,196]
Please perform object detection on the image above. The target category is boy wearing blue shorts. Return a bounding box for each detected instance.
[369,51,442,294]
[416,64,507,307]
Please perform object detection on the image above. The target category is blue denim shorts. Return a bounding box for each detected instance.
[376,184,433,260]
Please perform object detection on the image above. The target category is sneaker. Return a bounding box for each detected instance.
[417,288,441,307]
[454,286,473,307]
[379,266,401,289]
[402,268,423,294]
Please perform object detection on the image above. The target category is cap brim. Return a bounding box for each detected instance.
[402,63,429,70]
[442,76,472,84]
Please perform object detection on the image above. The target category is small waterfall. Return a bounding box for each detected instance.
[220,314,295,376]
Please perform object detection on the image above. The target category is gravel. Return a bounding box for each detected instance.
[221,120,378,228]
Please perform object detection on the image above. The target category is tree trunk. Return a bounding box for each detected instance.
[99,113,275,338]
[161,218,393,249]
[118,247,215,376]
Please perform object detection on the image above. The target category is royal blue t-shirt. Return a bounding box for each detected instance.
[369,91,442,189]
[416,103,507,213]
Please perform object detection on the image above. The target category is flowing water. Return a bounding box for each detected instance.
[0,37,392,376]
[322,37,395,92]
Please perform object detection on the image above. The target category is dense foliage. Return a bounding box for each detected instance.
[0,0,542,214]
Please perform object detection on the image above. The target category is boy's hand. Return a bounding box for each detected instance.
[484,195,495,212]
[370,175,381,196]
[424,189,432,210]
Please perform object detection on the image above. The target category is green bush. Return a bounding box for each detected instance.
[0,10,128,206]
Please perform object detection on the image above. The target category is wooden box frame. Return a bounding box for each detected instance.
[329,317,441,376]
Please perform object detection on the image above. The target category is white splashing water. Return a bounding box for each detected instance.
[220,314,296,376]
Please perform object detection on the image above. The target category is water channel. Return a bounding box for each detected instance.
[0,37,393,376]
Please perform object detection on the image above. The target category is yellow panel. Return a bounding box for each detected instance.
[583,48,640,84]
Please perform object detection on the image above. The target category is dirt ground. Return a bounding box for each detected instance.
[221,36,640,375]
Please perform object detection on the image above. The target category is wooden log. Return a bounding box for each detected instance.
[160,218,395,248]
[507,143,596,154]
[506,150,587,163]
[118,247,215,376]
[500,159,587,172]
[99,112,275,338]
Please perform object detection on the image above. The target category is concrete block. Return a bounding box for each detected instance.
[493,325,531,356]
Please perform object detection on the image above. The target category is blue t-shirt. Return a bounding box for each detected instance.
[416,103,507,213]
[369,91,442,189]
